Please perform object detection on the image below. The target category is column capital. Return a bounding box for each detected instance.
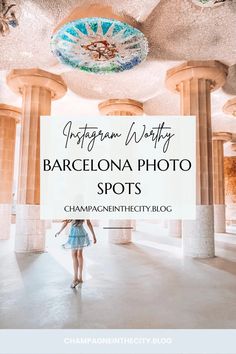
[213,132,232,142]
[166,60,228,93]
[223,97,236,117]
[231,143,236,152]
[0,104,21,123]
[6,68,67,100]
[98,99,143,116]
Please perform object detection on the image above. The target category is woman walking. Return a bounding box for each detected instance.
[55,219,97,288]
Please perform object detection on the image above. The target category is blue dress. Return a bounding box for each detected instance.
[63,221,91,249]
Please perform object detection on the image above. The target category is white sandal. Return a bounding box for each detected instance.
[71,280,80,288]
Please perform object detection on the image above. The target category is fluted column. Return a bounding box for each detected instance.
[166,61,227,258]
[0,104,20,240]
[212,132,232,233]
[224,146,236,226]
[223,99,236,227]
[7,69,67,252]
[98,99,143,244]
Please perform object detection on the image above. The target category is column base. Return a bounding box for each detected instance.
[182,205,215,258]
[167,220,182,237]
[0,204,12,240]
[214,204,226,233]
[15,204,46,253]
[108,220,132,244]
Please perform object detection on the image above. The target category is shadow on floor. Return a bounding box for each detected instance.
[196,256,236,276]
[15,253,42,273]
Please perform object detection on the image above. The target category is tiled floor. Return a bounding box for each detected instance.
[0,222,236,329]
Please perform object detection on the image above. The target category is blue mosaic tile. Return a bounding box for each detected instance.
[51,17,148,74]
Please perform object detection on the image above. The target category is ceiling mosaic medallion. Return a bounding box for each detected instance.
[191,0,229,7]
[51,17,149,74]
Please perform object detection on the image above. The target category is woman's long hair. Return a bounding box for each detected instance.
[73,219,84,226]
[71,219,84,226]
[63,219,84,226]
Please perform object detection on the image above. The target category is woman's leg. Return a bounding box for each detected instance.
[71,250,79,281]
[77,249,84,282]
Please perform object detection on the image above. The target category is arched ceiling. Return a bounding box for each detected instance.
[143,0,236,65]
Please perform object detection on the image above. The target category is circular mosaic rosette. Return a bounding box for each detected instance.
[51,17,149,74]
[191,0,228,7]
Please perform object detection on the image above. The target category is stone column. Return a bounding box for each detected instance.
[166,61,227,258]
[224,149,236,226]
[223,99,236,227]
[98,99,143,244]
[7,69,67,252]
[0,104,20,240]
[212,132,232,233]
[168,220,182,238]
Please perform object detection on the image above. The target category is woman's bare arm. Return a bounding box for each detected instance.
[55,220,70,237]
[87,220,97,243]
